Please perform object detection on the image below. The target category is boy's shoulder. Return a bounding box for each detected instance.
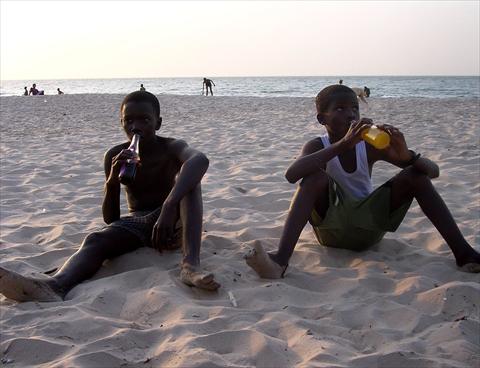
[104,142,129,160]
[166,136,191,148]
[155,136,190,155]
[303,136,325,154]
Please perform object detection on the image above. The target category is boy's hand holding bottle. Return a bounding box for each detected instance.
[341,118,373,149]
[375,124,411,162]
[107,134,141,186]
[343,118,398,150]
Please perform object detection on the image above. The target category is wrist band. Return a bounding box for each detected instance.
[406,150,421,166]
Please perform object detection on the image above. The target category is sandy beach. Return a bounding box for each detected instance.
[0,94,479,367]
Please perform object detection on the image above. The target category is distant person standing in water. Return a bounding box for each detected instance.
[352,86,370,105]
[23,87,28,96]
[140,84,146,91]
[57,88,64,95]
[29,83,44,96]
[203,78,215,96]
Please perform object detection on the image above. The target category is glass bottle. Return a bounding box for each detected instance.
[118,134,140,185]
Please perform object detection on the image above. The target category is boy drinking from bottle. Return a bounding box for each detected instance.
[0,91,220,302]
[245,85,480,278]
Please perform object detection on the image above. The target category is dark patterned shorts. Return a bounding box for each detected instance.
[108,207,181,247]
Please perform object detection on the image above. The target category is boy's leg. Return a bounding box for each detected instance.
[245,170,330,278]
[52,227,142,291]
[178,184,220,290]
[389,167,480,271]
[0,227,141,302]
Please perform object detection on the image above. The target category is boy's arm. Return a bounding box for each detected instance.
[285,138,326,183]
[164,140,209,207]
[151,140,209,249]
[102,148,122,224]
[374,124,439,179]
[285,120,371,183]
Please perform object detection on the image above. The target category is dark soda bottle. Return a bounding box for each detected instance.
[119,134,140,185]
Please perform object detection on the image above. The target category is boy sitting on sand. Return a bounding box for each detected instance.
[0,91,220,302]
[245,85,480,278]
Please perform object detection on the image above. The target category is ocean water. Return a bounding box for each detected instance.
[1,76,479,98]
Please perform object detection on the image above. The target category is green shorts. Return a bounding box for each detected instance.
[310,177,412,251]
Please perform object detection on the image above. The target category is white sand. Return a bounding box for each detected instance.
[0,94,479,367]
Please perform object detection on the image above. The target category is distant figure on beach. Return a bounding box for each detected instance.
[29,83,44,96]
[0,91,220,302]
[338,79,343,85]
[23,86,28,96]
[140,84,146,91]
[57,88,64,95]
[352,86,370,104]
[245,84,480,278]
[203,78,215,96]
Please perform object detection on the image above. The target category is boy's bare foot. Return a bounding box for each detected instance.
[456,250,480,273]
[180,263,220,291]
[244,240,287,279]
[0,267,63,302]
[458,263,480,273]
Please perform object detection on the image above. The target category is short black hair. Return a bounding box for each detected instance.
[315,85,356,114]
[120,91,160,117]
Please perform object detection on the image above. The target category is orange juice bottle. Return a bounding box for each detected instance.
[361,126,390,149]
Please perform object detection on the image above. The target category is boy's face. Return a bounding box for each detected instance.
[121,101,161,141]
[317,92,359,138]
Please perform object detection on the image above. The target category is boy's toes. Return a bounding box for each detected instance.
[201,278,221,291]
[243,247,257,260]
[244,240,263,261]
[198,272,214,284]
[180,265,220,291]
[456,251,480,273]
[244,241,285,279]
[458,263,480,273]
[194,274,220,291]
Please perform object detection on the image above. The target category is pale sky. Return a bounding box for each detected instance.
[1,0,478,80]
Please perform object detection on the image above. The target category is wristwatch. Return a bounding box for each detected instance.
[406,150,421,166]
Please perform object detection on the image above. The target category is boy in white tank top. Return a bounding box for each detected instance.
[245,84,479,278]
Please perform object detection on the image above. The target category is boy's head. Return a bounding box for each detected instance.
[315,85,359,138]
[120,91,162,140]
[315,85,357,115]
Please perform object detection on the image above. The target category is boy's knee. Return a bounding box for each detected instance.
[82,231,107,249]
[300,170,329,190]
[399,167,431,188]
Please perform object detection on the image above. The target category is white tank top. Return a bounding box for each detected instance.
[320,134,373,199]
